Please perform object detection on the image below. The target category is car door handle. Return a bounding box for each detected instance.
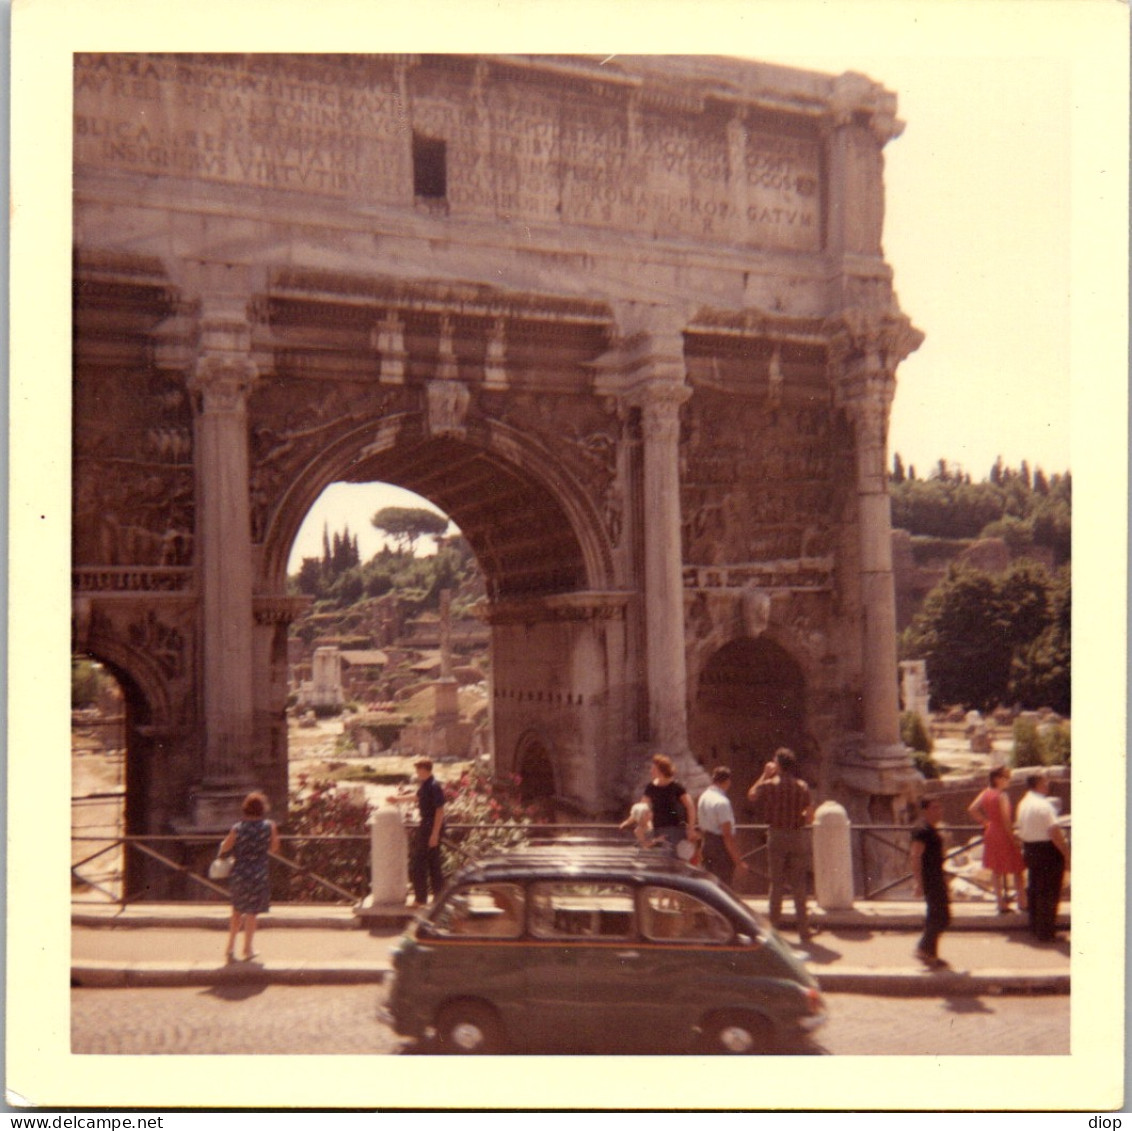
[616,951,640,960]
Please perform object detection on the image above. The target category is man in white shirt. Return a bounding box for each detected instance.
[1015,772,1070,942]
[696,767,748,888]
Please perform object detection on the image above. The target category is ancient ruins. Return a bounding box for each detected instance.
[72,53,923,852]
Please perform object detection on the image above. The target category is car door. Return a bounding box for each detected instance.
[414,881,528,1036]
[632,883,742,1040]
[524,879,643,1052]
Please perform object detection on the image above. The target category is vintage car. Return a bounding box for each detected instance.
[381,841,826,1054]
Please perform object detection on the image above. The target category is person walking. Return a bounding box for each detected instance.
[967,766,1028,913]
[409,758,447,908]
[696,767,748,887]
[909,796,951,969]
[1016,772,1070,942]
[747,748,814,939]
[638,754,698,855]
[219,791,281,963]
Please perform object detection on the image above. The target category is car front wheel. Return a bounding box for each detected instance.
[435,1000,507,1054]
[699,1010,776,1055]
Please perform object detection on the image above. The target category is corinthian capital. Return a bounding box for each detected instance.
[827,309,922,441]
[640,381,692,443]
[188,294,261,412]
[189,354,259,413]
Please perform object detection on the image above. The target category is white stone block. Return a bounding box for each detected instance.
[369,806,408,905]
[812,800,855,911]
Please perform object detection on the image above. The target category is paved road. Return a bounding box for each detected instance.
[71,985,1069,1057]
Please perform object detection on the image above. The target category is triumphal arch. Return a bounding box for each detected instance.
[72,53,923,846]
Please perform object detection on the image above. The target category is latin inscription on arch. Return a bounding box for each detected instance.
[74,54,823,252]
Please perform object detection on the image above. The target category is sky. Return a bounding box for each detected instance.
[290,8,1121,573]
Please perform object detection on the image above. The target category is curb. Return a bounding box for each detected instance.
[815,968,1070,996]
[71,908,1070,933]
[70,961,1069,995]
[71,961,392,988]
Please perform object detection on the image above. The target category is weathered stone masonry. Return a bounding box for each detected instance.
[72,54,922,861]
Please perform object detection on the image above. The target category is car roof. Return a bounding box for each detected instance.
[448,840,723,886]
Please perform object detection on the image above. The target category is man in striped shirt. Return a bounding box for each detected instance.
[748,748,814,939]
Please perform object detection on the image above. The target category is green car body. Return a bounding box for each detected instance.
[383,843,826,1054]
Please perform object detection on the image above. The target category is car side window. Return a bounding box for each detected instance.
[641,886,734,943]
[529,881,636,940]
[428,882,525,939]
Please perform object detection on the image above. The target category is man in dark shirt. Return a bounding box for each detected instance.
[909,796,951,969]
[410,758,446,907]
[748,748,813,938]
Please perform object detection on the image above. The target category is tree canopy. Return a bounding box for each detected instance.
[900,560,1070,715]
[371,506,449,554]
[889,455,1070,565]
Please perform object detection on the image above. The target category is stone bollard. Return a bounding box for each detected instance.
[812,800,854,911]
[366,804,408,909]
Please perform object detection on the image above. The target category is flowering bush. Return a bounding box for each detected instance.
[436,763,538,874]
[287,774,374,901]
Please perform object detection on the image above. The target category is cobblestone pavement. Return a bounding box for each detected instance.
[812,992,1069,1056]
[70,986,1069,1057]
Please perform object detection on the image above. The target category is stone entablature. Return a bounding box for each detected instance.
[72,53,890,254]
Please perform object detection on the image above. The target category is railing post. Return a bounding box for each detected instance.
[813,801,855,911]
[359,805,409,918]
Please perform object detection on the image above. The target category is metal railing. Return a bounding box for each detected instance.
[71,821,998,908]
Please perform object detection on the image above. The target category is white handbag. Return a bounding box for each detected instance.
[209,855,234,880]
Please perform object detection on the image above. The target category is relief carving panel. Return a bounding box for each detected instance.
[73,368,195,568]
[682,386,836,566]
[489,390,625,548]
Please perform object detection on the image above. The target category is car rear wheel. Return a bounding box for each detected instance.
[435,1000,506,1054]
[699,1010,776,1055]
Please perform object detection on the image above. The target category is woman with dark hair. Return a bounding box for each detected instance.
[967,767,1027,914]
[218,791,281,962]
[637,754,698,855]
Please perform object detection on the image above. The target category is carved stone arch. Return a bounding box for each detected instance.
[689,634,809,804]
[77,628,174,733]
[258,410,617,598]
[514,729,556,820]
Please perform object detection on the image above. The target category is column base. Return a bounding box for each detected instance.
[833,739,919,797]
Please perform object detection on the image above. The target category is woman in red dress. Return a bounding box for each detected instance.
[967,767,1028,913]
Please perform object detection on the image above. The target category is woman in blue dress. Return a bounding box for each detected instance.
[218,791,281,962]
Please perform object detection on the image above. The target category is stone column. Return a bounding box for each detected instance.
[831,312,923,778]
[639,379,692,760]
[188,295,259,816]
[595,306,707,792]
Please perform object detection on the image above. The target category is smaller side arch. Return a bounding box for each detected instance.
[514,730,556,821]
[689,635,810,802]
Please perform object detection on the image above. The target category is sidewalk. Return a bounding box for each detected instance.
[72,899,1070,997]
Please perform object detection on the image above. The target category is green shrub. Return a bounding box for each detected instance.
[1012,717,1044,768]
[439,764,538,874]
[900,711,934,755]
[1041,721,1071,766]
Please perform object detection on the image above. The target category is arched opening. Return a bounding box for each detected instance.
[516,734,556,820]
[285,481,489,765]
[690,637,808,803]
[266,417,620,817]
[71,654,153,901]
